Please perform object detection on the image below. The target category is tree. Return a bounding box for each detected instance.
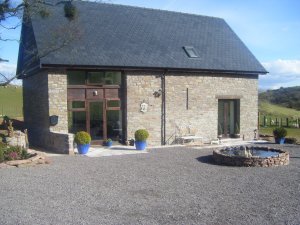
[0,0,104,86]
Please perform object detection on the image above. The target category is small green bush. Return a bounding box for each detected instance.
[134,129,149,141]
[74,131,91,145]
[273,127,287,138]
[105,138,112,143]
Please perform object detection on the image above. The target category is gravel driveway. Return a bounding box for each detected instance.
[0,144,299,225]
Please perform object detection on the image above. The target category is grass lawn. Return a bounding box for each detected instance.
[259,126,300,140]
[0,85,23,118]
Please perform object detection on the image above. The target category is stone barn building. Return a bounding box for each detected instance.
[17,1,267,153]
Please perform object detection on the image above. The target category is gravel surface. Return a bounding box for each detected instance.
[0,144,299,225]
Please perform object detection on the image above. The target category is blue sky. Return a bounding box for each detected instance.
[1,0,300,89]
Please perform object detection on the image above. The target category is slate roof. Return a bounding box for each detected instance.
[18,1,267,75]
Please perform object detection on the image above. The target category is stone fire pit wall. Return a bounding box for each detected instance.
[213,147,289,167]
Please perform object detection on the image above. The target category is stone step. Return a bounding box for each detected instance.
[220,138,243,143]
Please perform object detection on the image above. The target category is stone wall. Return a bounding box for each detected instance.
[126,71,258,146]
[126,72,162,145]
[48,71,68,133]
[213,147,289,167]
[46,132,74,154]
[165,73,258,143]
[23,70,73,154]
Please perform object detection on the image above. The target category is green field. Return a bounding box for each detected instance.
[259,101,300,141]
[259,101,300,118]
[0,85,23,118]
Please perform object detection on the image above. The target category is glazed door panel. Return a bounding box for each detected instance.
[88,101,105,143]
[218,100,240,138]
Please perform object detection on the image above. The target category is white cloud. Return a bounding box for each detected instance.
[0,63,21,85]
[259,59,300,90]
[262,59,300,75]
[0,63,17,75]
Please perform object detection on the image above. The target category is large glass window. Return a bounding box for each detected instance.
[67,71,121,86]
[107,109,122,141]
[87,71,121,85]
[105,72,121,85]
[67,71,86,85]
[87,72,105,84]
[68,111,86,133]
[107,100,120,108]
[68,101,85,109]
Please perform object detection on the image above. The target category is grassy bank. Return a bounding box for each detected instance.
[259,101,300,118]
[0,85,23,118]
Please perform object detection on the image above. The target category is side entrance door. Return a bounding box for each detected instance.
[218,99,240,138]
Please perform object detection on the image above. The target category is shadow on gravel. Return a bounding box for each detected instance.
[196,155,217,165]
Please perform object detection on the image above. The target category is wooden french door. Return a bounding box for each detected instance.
[218,99,240,138]
[87,100,105,144]
[68,88,122,145]
[86,99,122,144]
[67,70,124,145]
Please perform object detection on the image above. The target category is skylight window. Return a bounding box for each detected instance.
[183,46,199,58]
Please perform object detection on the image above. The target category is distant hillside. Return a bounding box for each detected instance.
[259,86,300,110]
[259,101,300,118]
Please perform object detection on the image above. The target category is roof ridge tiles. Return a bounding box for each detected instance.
[74,1,224,21]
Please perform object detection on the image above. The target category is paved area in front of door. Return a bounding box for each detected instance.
[75,139,269,157]
[32,139,269,158]
[83,146,148,157]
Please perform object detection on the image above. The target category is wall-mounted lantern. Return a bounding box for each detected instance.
[49,115,59,126]
[140,102,148,113]
[153,89,162,98]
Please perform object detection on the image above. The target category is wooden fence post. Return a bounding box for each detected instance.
[286,118,289,127]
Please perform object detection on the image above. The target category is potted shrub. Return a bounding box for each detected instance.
[273,127,287,144]
[104,138,113,147]
[134,129,149,150]
[74,131,91,154]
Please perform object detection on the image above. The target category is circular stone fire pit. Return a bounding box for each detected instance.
[213,146,289,167]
